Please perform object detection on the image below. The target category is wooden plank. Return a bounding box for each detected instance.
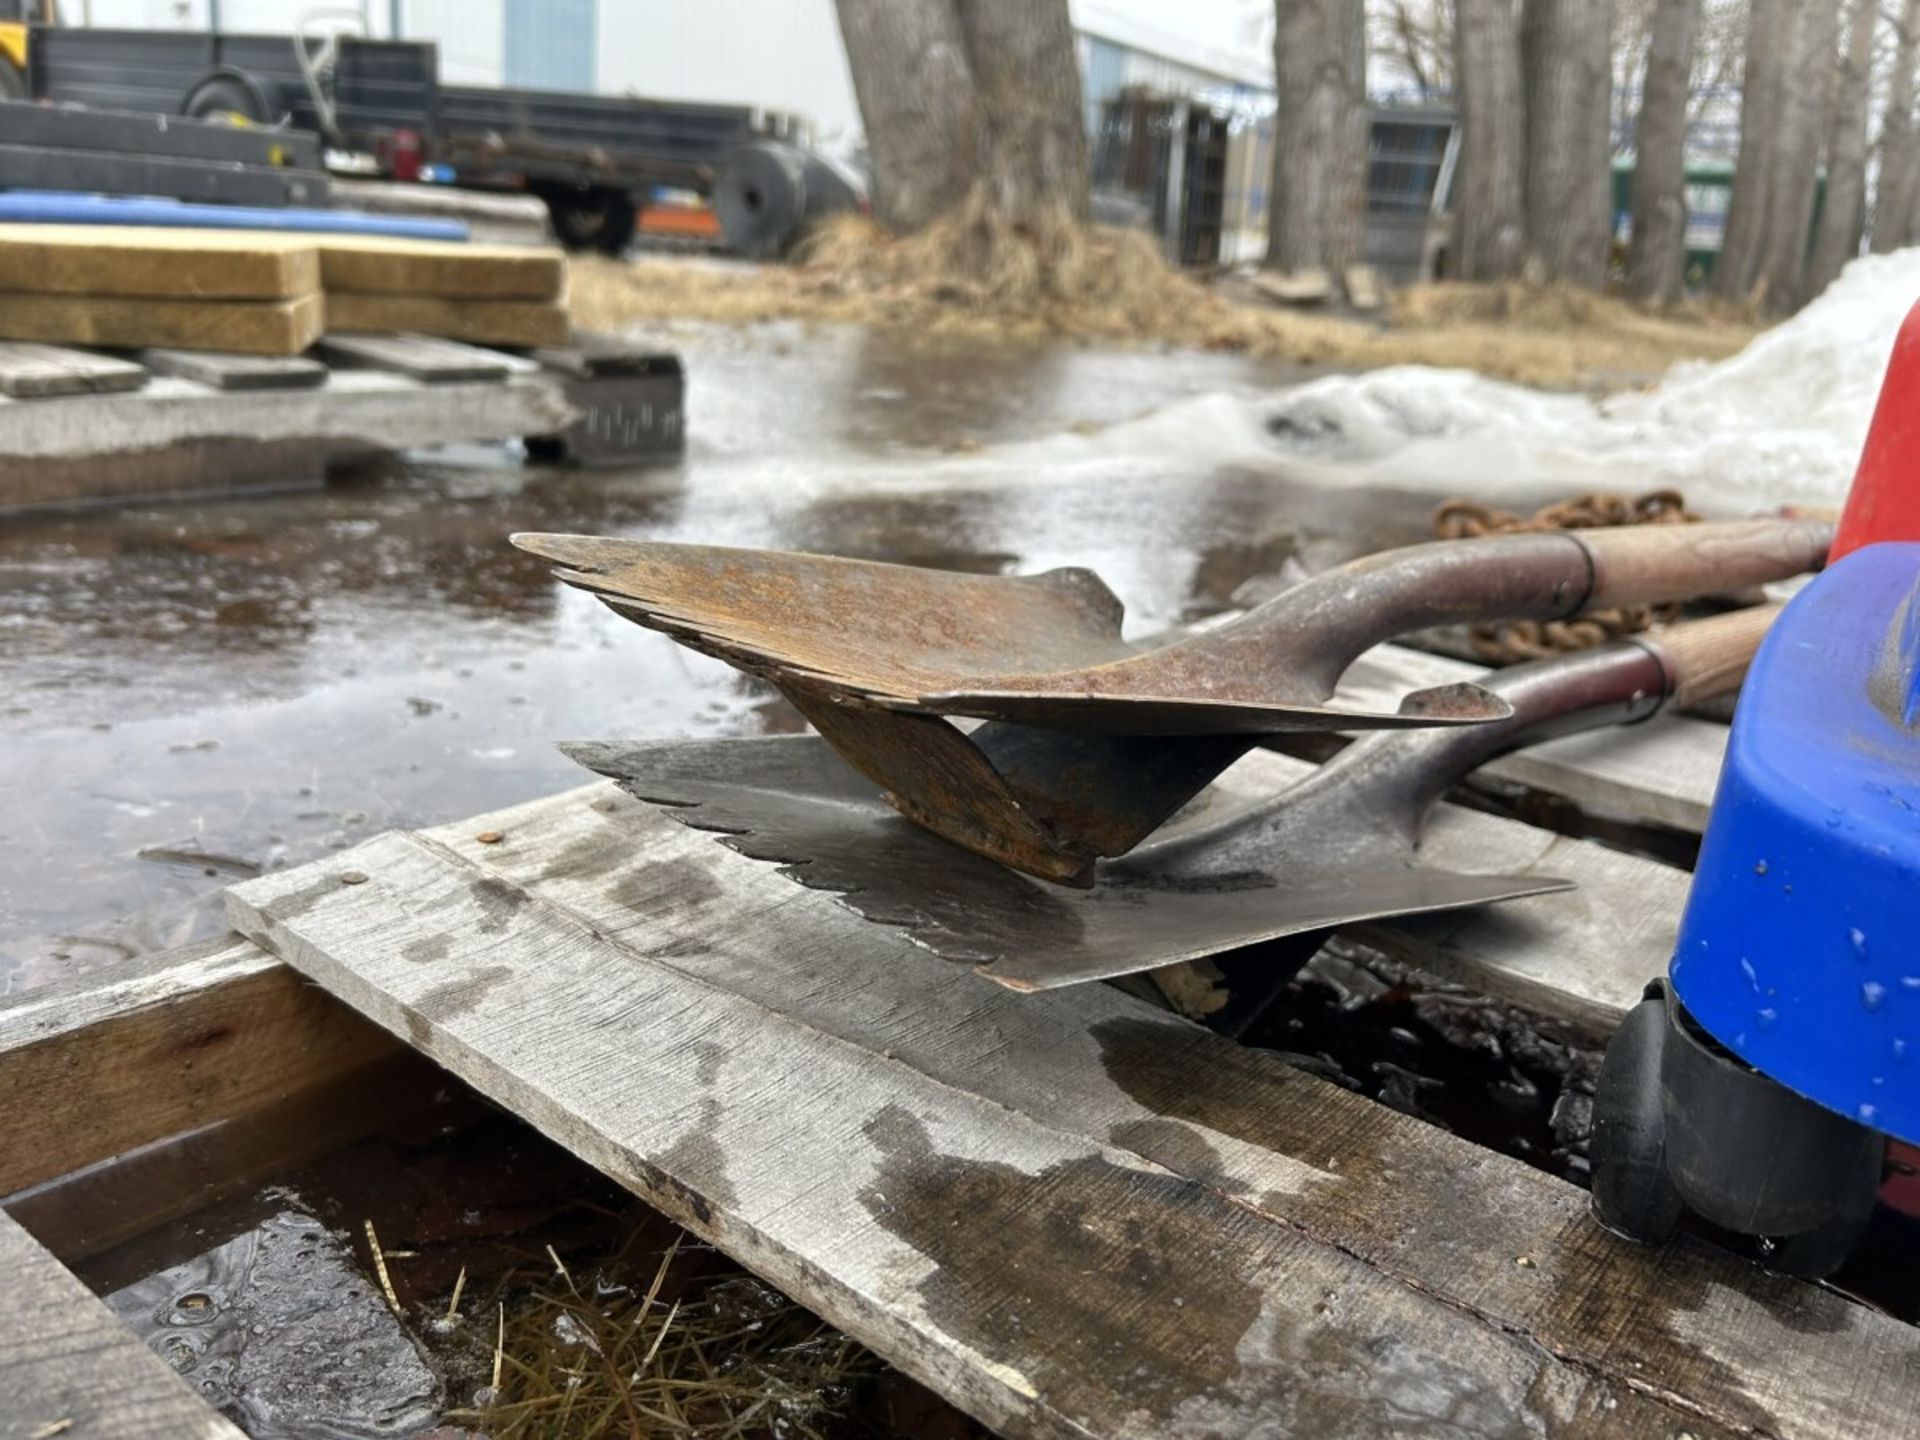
[317,236,566,299]
[0,343,148,398]
[318,332,516,382]
[0,933,397,1200]
[0,292,324,357]
[0,371,576,510]
[0,224,318,299]
[1337,641,1727,834]
[0,1209,241,1440]
[138,348,328,391]
[229,785,1920,1440]
[228,828,1732,1440]
[327,291,569,347]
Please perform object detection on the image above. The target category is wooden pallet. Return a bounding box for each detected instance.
[0,333,684,509]
[3,645,1912,1439]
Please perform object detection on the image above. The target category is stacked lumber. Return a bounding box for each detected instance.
[0,225,322,355]
[0,226,568,355]
[318,236,569,347]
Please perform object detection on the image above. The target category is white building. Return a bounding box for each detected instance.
[69,0,1275,158]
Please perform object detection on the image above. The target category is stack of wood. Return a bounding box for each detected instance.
[0,225,325,354]
[0,226,568,355]
[319,236,568,347]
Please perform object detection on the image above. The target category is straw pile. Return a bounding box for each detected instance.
[568,195,1757,389]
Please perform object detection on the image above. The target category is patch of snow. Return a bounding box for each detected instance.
[1260,248,1920,515]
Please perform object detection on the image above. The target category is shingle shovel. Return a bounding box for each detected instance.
[565,604,1777,993]
[515,519,1826,884]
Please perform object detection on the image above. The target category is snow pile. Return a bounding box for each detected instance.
[1262,248,1920,514]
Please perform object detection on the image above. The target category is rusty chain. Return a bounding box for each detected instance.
[1433,489,1700,662]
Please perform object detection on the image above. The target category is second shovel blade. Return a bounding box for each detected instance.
[564,735,1574,993]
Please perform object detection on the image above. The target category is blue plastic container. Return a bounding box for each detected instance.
[1672,542,1920,1142]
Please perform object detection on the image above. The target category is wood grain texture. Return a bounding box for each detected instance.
[0,223,317,299]
[137,348,327,390]
[0,343,149,398]
[0,292,325,356]
[326,292,568,347]
[0,933,396,1198]
[1337,640,1728,835]
[0,1209,240,1440]
[228,783,1920,1440]
[317,236,565,299]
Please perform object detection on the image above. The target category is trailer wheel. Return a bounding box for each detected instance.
[184,74,274,126]
[546,186,637,256]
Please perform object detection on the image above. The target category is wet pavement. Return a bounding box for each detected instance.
[1,324,1441,992]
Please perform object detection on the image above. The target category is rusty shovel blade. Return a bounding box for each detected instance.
[507,534,1509,734]
[516,521,1827,885]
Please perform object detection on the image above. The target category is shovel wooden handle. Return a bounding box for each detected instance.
[1323,604,1783,842]
[1581,519,1831,609]
[1179,517,1829,701]
[1642,603,1784,709]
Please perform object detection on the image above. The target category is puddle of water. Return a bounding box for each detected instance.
[0,326,1425,991]
[71,1074,986,1438]
[103,1208,440,1439]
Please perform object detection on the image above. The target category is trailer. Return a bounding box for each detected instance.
[8,24,850,256]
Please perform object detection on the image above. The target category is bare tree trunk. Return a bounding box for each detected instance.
[1267,0,1370,282]
[834,0,976,233]
[1521,0,1614,287]
[1626,0,1701,303]
[1754,0,1842,312]
[1806,0,1877,297]
[1871,0,1920,254]
[1713,0,1784,301]
[956,0,1090,225]
[833,0,1089,234]
[1452,0,1527,279]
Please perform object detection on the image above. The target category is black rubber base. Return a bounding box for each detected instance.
[1589,981,1884,1280]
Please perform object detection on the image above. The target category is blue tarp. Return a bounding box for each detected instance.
[0,191,468,242]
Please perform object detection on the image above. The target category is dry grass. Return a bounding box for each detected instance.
[569,193,1759,389]
[440,1240,880,1439]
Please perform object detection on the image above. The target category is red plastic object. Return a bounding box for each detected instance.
[380,128,425,185]
[1833,299,1920,559]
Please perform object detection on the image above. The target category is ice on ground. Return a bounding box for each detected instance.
[1256,248,1920,516]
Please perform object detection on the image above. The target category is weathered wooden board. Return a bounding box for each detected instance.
[0,370,575,510]
[0,1209,240,1440]
[1339,641,1728,834]
[327,291,569,347]
[229,783,1920,1440]
[0,933,395,1200]
[0,291,325,356]
[0,342,148,398]
[137,348,328,391]
[0,223,317,299]
[318,236,565,299]
[318,332,522,382]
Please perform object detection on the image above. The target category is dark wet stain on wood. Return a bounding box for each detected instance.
[535,827,631,885]
[605,856,723,919]
[1090,1015,1819,1438]
[654,1041,738,1214]
[858,1102,1262,1424]
[416,966,514,1027]
[1106,1117,1242,1196]
[400,935,451,966]
[467,877,528,934]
